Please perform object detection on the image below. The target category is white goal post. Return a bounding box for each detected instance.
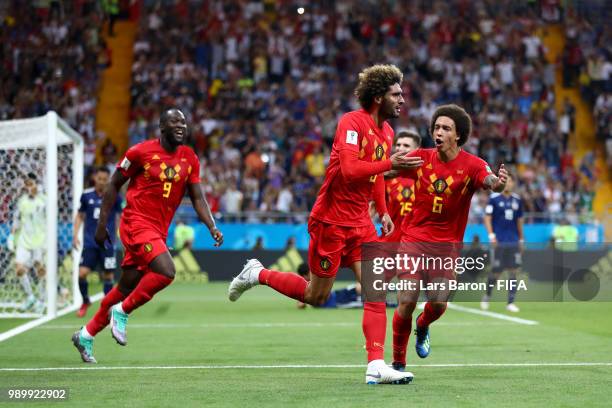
[0,112,83,318]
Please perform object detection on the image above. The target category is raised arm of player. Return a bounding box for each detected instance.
[483,164,509,193]
[94,171,128,247]
[187,183,223,247]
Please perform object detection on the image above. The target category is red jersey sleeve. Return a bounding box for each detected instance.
[334,114,361,153]
[188,151,201,184]
[117,144,143,178]
[373,175,388,217]
[472,156,494,190]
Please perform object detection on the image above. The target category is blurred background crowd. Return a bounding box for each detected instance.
[0,0,609,224]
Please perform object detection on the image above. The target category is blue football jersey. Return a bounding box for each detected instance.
[485,193,523,243]
[79,188,122,249]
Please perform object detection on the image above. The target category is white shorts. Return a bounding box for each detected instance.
[15,246,44,268]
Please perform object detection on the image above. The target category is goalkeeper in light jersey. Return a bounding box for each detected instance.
[11,173,46,312]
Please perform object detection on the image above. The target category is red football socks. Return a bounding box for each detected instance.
[85,286,126,336]
[121,272,173,314]
[417,301,447,327]
[258,268,307,303]
[362,301,387,362]
[392,309,412,365]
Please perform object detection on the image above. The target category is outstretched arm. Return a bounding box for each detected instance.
[339,150,423,182]
[187,182,223,247]
[94,171,128,247]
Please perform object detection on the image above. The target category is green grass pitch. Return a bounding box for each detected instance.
[0,282,611,407]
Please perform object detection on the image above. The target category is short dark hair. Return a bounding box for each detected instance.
[26,172,37,181]
[394,130,421,147]
[430,104,472,146]
[95,166,110,174]
[354,64,403,110]
[160,107,183,125]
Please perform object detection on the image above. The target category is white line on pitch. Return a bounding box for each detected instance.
[36,321,508,330]
[0,293,104,343]
[446,303,539,325]
[1,362,611,372]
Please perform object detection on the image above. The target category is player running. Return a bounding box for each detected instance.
[387,104,508,371]
[481,174,524,312]
[228,64,423,384]
[11,173,46,312]
[72,166,122,317]
[72,108,223,363]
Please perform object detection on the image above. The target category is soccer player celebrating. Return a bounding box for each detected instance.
[72,166,122,317]
[228,64,423,384]
[388,104,508,371]
[481,174,524,312]
[72,108,223,363]
[381,130,420,244]
[11,173,46,312]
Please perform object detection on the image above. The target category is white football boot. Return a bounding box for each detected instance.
[365,360,414,385]
[228,259,263,301]
[506,303,520,313]
[480,295,490,310]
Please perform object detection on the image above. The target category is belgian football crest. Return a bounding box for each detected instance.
[320,258,331,271]
[401,187,412,199]
[375,145,384,160]
[433,178,448,194]
[144,243,153,253]
[164,166,176,179]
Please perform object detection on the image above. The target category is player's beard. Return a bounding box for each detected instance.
[383,100,400,119]
[165,130,186,147]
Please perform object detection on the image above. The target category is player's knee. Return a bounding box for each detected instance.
[163,267,176,280]
[429,301,447,312]
[397,301,417,318]
[79,268,89,279]
[304,289,329,306]
[310,294,329,307]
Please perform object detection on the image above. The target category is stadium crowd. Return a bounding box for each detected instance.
[1,0,609,224]
[0,0,110,176]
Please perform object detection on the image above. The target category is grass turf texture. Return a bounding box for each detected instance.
[0,282,611,407]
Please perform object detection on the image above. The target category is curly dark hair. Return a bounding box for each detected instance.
[354,64,403,110]
[430,104,472,146]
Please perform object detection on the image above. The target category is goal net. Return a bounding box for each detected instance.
[0,112,83,318]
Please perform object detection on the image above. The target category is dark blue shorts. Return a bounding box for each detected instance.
[80,247,117,271]
[493,245,521,272]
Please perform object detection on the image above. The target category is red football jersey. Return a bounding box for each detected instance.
[401,148,493,242]
[310,109,393,227]
[386,177,415,231]
[116,139,201,237]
